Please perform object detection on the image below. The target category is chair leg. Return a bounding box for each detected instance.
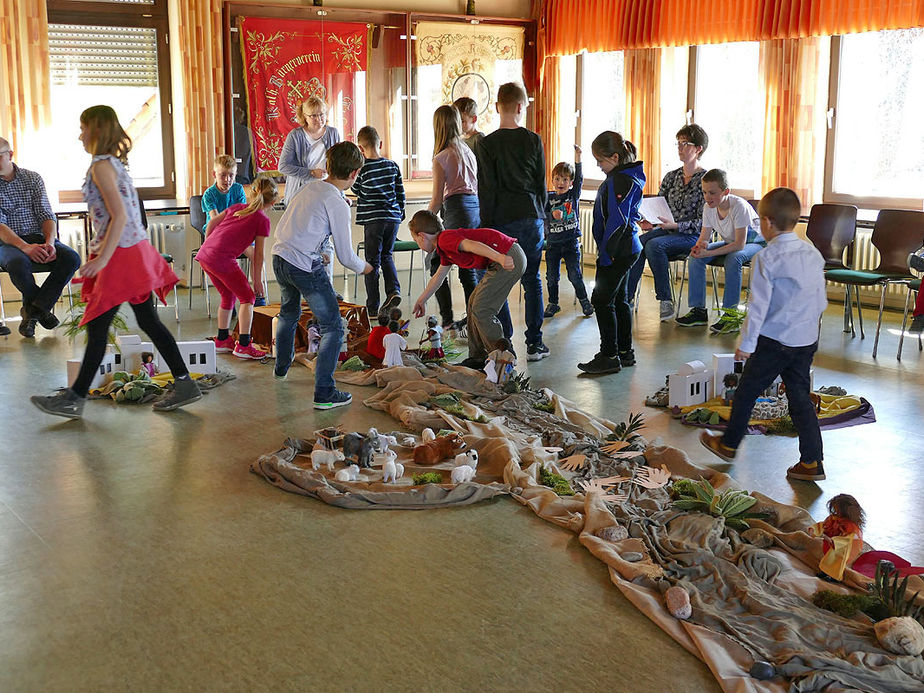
[205,272,211,319]
[0,281,6,323]
[872,283,887,358]
[189,251,196,310]
[710,266,720,311]
[67,282,74,312]
[173,282,180,322]
[898,286,912,360]
[676,259,687,318]
[854,284,865,339]
[842,285,852,334]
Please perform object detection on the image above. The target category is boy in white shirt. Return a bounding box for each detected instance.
[676,168,764,333]
[272,142,372,409]
[701,188,828,482]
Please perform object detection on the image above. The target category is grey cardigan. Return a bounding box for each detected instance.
[279,125,341,205]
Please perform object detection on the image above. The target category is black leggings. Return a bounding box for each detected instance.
[71,294,189,397]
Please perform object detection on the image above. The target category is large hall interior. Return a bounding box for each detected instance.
[2,1,924,691]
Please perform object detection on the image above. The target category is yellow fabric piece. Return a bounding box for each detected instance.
[679,393,862,425]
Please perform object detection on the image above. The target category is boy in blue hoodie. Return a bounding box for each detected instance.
[544,145,593,318]
[578,131,645,375]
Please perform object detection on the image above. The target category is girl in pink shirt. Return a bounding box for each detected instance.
[196,176,278,359]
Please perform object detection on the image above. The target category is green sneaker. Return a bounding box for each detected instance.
[675,307,708,327]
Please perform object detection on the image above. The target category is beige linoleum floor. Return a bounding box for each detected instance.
[1,270,922,692]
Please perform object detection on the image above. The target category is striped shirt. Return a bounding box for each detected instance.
[0,164,55,238]
[351,157,405,224]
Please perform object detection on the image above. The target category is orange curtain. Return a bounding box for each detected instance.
[624,48,661,195]
[759,37,825,212]
[545,0,924,55]
[536,55,561,180]
[0,0,52,160]
[175,0,226,201]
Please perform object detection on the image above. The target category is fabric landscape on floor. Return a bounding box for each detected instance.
[251,359,924,692]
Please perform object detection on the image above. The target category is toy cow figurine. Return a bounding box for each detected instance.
[413,432,467,466]
[342,431,381,469]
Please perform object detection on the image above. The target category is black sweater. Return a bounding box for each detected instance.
[476,127,547,227]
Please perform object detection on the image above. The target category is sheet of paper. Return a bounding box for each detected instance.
[639,196,675,225]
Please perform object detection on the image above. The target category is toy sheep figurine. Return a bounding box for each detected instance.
[311,448,345,472]
[334,464,360,482]
[453,449,479,469]
[342,431,381,469]
[451,449,479,484]
[380,450,404,484]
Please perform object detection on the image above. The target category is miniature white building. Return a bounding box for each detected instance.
[668,360,715,408]
[116,334,159,374]
[67,350,121,390]
[712,353,745,395]
[175,340,217,374]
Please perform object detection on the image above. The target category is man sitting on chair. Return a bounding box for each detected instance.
[0,137,81,338]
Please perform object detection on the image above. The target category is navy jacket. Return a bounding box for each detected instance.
[592,161,645,266]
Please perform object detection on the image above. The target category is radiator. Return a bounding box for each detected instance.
[147,221,187,271]
[576,208,912,309]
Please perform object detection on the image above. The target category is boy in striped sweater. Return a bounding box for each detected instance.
[352,126,406,315]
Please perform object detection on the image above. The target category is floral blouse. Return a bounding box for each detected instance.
[659,167,706,236]
[82,154,147,252]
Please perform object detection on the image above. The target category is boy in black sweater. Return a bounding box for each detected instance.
[477,82,549,361]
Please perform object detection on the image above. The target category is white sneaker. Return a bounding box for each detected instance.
[659,300,675,321]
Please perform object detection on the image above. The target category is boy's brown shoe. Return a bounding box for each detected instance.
[786,460,826,481]
[699,430,737,462]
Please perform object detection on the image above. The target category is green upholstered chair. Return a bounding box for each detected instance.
[805,203,860,336]
[825,209,924,358]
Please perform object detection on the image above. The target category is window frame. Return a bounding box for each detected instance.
[47,0,176,202]
[822,35,924,210]
[574,50,628,189]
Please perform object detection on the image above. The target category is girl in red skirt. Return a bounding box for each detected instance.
[196,176,278,359]
[31,105,201,419]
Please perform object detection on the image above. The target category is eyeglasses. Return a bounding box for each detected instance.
[677,141,695,148]
[0,150,11,156]
[306,113,326,120]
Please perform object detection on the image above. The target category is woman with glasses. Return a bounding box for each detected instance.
[626,124,708,321]
[279,96,342,283]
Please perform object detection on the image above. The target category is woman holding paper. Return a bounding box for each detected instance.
[626,124,708,321]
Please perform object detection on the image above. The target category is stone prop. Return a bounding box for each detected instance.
[594,526,629,542]
[421,428,436,442]
[342,431,381,468]
[873,617,924,656]
[621,552,644,562]
[665,585,692,619]
[749,662,776,680]
[399,436,416,448]
[311,448,345,472]
[413,433,467,466]
[334,464,360,482]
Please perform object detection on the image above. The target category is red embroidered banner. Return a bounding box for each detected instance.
[239,16,368,172]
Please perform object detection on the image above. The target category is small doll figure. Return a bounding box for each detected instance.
[306,319,321,355]
[722,372,739,405]
[338,315,350,363]
[809,494,866,581]
[381,320,407,368]
[389,307,409,336]
[418,315,445,360]
[140,351,158,378]
[484,338,516,384]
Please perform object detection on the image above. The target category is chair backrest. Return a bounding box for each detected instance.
[805,203,857,269]
[137,192,148,229]
[189,194,206,239]
[871,209,924,275]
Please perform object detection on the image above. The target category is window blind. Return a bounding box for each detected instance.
[49,24,159,87]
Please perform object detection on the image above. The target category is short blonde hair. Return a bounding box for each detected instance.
[295,96,328,127]
[497,83,527,113]
[214,154,236,171]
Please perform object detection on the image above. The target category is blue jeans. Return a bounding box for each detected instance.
[0,233,81,312]
[362,220,400,315]
[439,194,481,318]
[688,240,765,309]
[495,217,544,345]
[273,255,342,398]
[722,336,823,462]
[626,229,698,302]
[545,238,587,305]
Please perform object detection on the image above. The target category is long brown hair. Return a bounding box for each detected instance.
[80,105,132,164]
[591,131,637,167]
[234,175,279,218]
[433,105,464,157]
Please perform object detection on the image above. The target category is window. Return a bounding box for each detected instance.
[555,54,576,170]
[579,51,624,165]
[659,47,690,179]
[691,42,762,196]
[47,1,174,201]
[826,28,924,207]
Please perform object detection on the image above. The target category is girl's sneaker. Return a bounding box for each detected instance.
[211,336,235,353]
[233,342,267,359]
[580,299,594,317]
[543,303,560,318]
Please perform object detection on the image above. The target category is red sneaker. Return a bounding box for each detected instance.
[211,336,235,353]
[233,342,267,360]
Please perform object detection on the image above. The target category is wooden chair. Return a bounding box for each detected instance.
[805,203,860,335]
[825,209,924,358]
